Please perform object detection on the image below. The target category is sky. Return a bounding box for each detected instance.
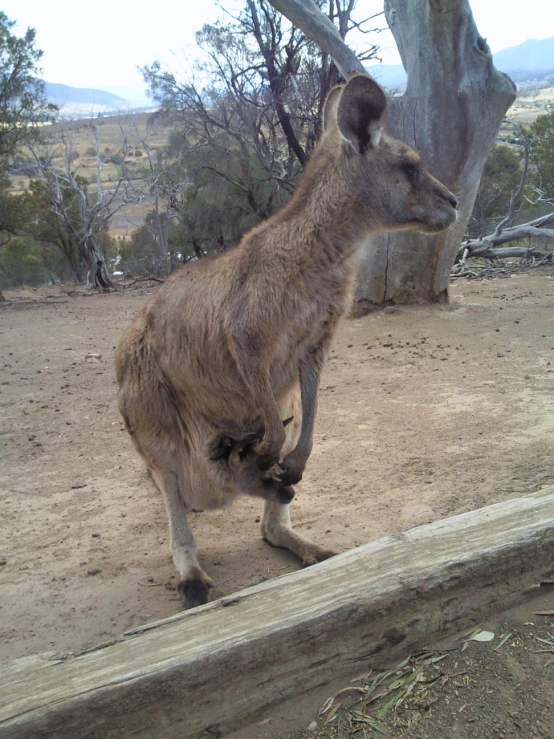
[3,0,554,101]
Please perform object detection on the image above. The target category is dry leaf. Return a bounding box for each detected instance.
[494,632,513,650]
[325,702,341,723]
[319,696,335,717]
[470,630,495,642]
[350,670,372,683]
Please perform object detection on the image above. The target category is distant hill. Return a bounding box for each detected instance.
[494,37,554,75]
[45,82,127,106]
[366,36,554,91]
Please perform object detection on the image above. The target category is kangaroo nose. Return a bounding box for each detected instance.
[447,194,458,209]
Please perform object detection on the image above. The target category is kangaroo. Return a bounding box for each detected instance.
[115,75,457,609]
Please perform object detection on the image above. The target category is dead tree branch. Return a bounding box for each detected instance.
[459,211,554,262]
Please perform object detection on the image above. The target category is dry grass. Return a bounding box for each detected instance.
[509,85,554,125]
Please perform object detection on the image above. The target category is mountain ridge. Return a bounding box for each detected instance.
[366,35,554,90]
[45,82,127,106]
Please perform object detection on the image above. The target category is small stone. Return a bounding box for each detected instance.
[87,569,101,576]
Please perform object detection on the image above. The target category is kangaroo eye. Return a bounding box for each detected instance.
[403,163,420,184]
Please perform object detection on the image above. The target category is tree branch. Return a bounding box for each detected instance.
[267,0,366,79]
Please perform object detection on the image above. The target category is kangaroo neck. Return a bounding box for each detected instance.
[269,190,369,272]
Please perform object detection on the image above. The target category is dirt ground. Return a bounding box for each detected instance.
[1,270,553,685]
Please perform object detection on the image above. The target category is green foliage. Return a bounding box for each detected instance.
[527,111,554,198]
[0,11,65,288]
[118,210,169,275]
[20,179,85,282]
[107,152,124,165]
[0,236,49,287]
[166,127,293,258]
[0,12,56,162]
[0,171,25,233]
[469,144,523,237]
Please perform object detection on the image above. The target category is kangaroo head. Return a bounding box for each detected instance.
[323,75,458,235]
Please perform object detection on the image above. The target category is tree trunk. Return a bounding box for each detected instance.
[352,0,516,312]
[82,235,115,289]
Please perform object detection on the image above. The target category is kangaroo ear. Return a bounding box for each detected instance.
[336,74,388,153]
[322,85,343,130]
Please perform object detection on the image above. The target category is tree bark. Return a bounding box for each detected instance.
[82,235,114,289]
[269,0,516,309]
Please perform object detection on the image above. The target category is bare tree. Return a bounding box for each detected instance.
[124,119,173,272]
[30,124,135,288]
[268,0,516,309]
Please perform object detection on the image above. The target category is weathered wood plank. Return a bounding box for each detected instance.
[1,488,554,739]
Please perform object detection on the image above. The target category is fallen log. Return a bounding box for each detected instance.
[457,246,552,261]
[457,211,554,260]
[1,487,554,739]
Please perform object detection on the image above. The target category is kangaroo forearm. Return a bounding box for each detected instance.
[243,364,284,443]
[295,354,321,458]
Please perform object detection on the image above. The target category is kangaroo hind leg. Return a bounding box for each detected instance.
[261,500,336,566]
[149,462,214,609]
[259,387,336,566]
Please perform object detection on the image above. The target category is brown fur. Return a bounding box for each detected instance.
[115,75,457,608]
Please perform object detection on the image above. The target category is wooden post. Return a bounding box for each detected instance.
[1,488,554,739]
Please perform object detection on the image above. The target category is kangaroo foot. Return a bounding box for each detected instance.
[177,574,214,609]
[301,547,337,567]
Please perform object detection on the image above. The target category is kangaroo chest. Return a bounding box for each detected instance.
[270,259,357,387]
